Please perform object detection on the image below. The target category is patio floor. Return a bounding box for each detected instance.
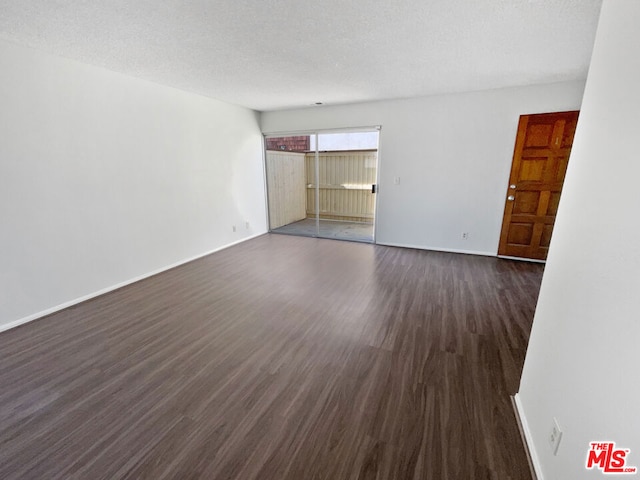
[271,218,374,243]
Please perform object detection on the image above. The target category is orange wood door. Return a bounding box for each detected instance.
[498,111,579,260]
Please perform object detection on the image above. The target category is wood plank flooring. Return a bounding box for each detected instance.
[0,234,544,479]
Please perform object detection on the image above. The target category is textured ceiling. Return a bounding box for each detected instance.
[0,0,602,111]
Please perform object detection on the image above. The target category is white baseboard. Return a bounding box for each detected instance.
[375,241,495,257]
[0,233,266,335]
[512,393,544,480]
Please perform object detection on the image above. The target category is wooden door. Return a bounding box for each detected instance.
[498,111,579,260]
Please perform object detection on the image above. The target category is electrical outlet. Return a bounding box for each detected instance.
[394,176,401,185]
[232,225,236,232]
[462,232,469,240]
[245,221,250,229]
[549,417,563,455]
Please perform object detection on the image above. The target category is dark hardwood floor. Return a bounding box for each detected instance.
[0,234,543,479]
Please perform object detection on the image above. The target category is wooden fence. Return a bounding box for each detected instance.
[305,151,377,222]
[266,150,377,227]
[265,151,306,229]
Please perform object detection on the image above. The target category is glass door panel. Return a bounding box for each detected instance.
[265,129,379,243]
[313,131,378,243]
[264,135,316,237]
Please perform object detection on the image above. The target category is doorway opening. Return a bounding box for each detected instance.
[265,129,379,243]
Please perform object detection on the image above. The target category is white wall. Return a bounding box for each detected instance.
[517,1,640,479]
[262,82,585,255]
[0,40,267,331]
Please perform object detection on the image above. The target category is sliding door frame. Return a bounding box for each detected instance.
[263,126,382,243]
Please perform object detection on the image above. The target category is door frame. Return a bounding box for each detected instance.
[262,126,382,243]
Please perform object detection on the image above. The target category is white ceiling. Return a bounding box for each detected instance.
[0,0,602,111]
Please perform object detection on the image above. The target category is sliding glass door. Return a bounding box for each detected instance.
[265,128,379,243]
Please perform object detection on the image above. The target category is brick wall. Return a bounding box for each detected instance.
[266,136,310,152]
